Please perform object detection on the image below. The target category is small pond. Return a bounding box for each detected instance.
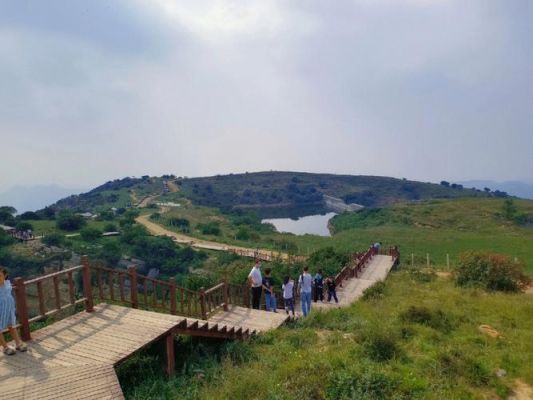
[262,212,337,237]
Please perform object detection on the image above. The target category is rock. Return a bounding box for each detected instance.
[496,368,507,377]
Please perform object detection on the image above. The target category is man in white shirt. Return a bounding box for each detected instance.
[298,266,313,317]
[248,260,263,309]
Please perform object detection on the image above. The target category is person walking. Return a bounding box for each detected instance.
[248,260,263,310]
[313,269,324,302]
[298,266,313,317]
[325,276,339,304]
[262,267,277,312]
[0,267,28,355]
[282,275,295,319]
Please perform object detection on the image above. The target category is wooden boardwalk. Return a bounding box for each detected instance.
[304,255,396,311]
[0,246,398,399]
[0,304,288,400]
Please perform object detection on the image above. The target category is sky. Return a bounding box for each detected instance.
[1,0,532,190]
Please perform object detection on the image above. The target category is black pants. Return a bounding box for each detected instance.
[328,289,338,303]
[251,286,262,309]
[314,287,323,302]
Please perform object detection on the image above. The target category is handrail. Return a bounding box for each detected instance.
[25,265,83,285]
[10,246,395,341]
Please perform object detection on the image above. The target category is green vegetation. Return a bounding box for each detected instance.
[455,251,530,291]
[56,211,86,231]
[120,268,533,399]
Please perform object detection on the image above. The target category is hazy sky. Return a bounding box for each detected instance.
[1,0,532,189]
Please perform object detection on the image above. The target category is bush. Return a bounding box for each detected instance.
[97,241,121,267]
[197,222,221,236]
[455,251,530,292]
[103,223,118,232]
[327,367,399,399]
[167,217,190,233]
[15,222,33,231]
[363,334,400,362]
[400,306,453,333]
[235,227,250,241]
[56,211,86,231]
[362,281,386,301]
[42,233,64,247]
[0,230,15,247]
[80,227,102,241]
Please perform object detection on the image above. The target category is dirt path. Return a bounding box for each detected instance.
[136,214,299,261]
[166,180,179,192]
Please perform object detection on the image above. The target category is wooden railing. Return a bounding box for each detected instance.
[9,246,398,341]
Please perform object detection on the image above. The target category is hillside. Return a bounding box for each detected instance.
[41,172,493,216]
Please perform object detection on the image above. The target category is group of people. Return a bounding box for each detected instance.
[248,261,339,318]
[0,267,28,355]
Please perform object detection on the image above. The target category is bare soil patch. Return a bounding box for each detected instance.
[508,379,533,400]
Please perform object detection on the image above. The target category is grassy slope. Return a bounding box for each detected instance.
[328,198,533,273]
[124,270,533,400]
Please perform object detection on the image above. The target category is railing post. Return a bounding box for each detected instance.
[14,277,31,341]
[199,287,207,320]
[169,277,177,315]
[243,284,250,308]
[128,266,138,309]
[81,255,94,312]
[223,279,229,312]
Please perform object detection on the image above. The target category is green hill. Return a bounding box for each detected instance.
[41,172,493,216]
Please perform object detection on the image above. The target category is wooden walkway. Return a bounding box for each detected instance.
[304,255,396,311]
[0,304,288,400]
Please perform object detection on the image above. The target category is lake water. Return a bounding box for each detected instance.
[262,212,337,237]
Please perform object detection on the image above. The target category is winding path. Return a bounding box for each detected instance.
[135,214,300,261]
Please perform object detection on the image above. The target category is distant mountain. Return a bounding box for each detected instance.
[0,184,88,213]
[458,180,533,200]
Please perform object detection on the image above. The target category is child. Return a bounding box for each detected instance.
[313,269,324,302]
[262,268,277,312]
[0,267,28,355]
[325,276,339,304]
[282,275,295,318]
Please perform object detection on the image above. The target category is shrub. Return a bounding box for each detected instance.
[80,227,102,241]
[400,306,453,333]
[363,334,400,362]
[197,222,221,236]
[361,281,386,301]
[327,367,399,399]
[235,227,250,241]
[103,223,118,232]
[56,211,86,231]
[455,251,530,292]
[42,233,64,247]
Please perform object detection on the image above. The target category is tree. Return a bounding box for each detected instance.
[98,241,122,267]
[18,211,40,220]
[440,181,450,187]
[0,206,17,225]
[56,211,86,231]
[502,199,517,221]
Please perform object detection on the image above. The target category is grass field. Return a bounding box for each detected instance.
[120,268,533,399]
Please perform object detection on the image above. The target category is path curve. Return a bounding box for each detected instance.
[136,214,301,261]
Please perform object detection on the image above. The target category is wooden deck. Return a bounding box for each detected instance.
[307,255,396,311]
[0,304,289,400]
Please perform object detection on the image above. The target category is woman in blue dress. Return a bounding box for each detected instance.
[0,267,27,355]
